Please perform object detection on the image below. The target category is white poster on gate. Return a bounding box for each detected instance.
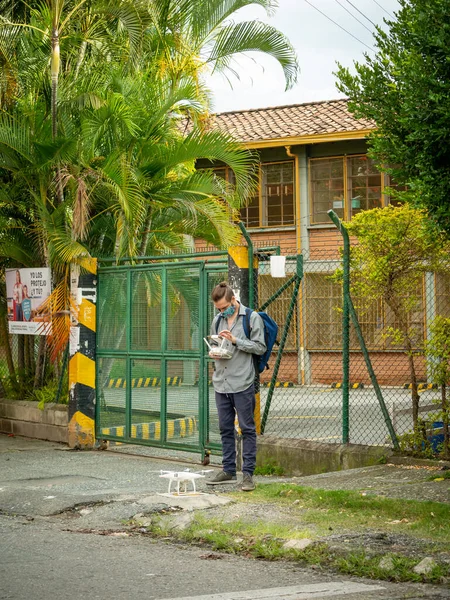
[6,268,52,335]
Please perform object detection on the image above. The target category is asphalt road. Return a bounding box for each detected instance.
[1,436,449,600]
[4,514,444,600]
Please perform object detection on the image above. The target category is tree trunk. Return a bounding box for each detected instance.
[24,335,31,375]
[51,27,60,140]
[51,26,64,205]
[28,334,36,374]
[404,334,420,428]
[138,209,152,256]
[386,295,420,429]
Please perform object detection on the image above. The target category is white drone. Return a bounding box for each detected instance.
[159,469,213,495]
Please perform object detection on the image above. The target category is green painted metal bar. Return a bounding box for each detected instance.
[261,267,302,434]
[97,351,202,360]
[296,254,303,279]
[238,221,254,308]
[99,259,227,274]
[160,268,168,444]
[99,251,227,264]
[125,270,133,438]
[348,296,400,450]
[256,246,281,256]
[199,265,207,459]
[328,210,350,444]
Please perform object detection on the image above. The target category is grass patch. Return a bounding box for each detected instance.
[254,461,284,476]
[143,511,449,585]
[108,365,160,379]
[229,483,450,544]
[148,512,314,560]
[336,552,447,584]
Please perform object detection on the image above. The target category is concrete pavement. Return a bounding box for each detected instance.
[1,434,449,600]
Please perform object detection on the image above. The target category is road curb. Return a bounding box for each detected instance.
[331,382,364,389]
[107,377,182,388]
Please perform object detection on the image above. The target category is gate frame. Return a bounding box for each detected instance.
[95,252,228,459]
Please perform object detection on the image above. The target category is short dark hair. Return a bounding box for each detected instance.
[211,281,234,303]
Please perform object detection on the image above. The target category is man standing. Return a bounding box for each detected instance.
[206,282,266,492]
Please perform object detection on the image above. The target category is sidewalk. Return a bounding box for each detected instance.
[0,434,231,524]
[0,434,448,522]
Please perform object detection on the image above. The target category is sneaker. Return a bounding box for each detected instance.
[206,471,237,485]
[241,473,256,492]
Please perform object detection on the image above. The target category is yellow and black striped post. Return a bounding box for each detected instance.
[68,262,97,449]
[228,246,262,435]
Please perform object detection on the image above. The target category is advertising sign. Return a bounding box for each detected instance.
[6,268,52,335]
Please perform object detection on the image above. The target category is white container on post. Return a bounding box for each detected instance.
[270,255,286,278]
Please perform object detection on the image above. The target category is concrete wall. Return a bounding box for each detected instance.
[0,400,68,443]
[257,436,391,476]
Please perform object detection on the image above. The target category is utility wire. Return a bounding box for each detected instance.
[371,0,394,19]
[334,0,373,34]
[343,0,377,27]
[303,0,375,53]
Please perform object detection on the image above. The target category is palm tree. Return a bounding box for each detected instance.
[0,0,296,393]
[145,0,298,93]
[0,65,257,378]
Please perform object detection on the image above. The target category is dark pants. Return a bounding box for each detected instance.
[215,384,256,476]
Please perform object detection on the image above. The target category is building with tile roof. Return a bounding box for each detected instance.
[196,99,440,389]
[202,99,374,147]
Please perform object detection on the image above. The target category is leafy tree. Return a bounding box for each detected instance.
[0,0,297,393]
[335,0,450,234]
[344,205,450,429]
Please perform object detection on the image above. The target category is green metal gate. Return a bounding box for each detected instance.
[95,249,304,458]
[95,254,229,457]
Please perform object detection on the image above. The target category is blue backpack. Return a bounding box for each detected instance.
[216,307,278,373]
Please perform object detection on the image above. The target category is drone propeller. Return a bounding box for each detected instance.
[158,468,214,476]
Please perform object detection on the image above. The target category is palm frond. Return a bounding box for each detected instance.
[208,20,298,89]
[192,0,278,41]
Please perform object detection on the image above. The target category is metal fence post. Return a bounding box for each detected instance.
[328,210,350,444]
[328,210,400,450]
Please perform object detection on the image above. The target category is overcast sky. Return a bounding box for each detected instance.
[205,0,401,113]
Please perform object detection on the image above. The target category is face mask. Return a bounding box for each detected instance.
[220,304,235,318]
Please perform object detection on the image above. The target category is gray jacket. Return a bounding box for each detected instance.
[210,303,266,394]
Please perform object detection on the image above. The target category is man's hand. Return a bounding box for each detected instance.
[218,330,236,345]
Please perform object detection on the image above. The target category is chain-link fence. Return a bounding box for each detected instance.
[94,237,450,455]
[0,333,17,395]
[3,219,447,457]
[0,333,42,397]
[251,234,449,454]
